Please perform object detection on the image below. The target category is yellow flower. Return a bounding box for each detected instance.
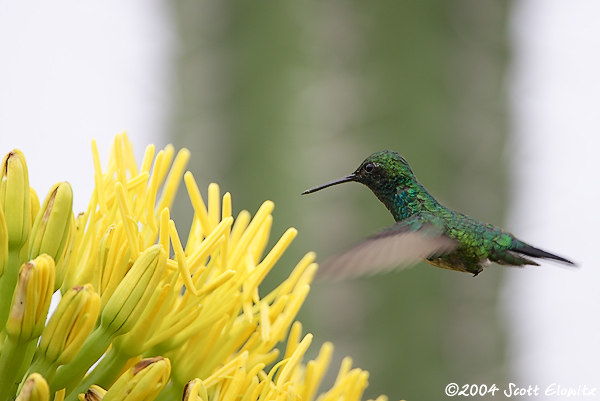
[0,134,387,401]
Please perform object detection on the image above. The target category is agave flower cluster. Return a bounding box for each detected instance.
[0,135,384,401]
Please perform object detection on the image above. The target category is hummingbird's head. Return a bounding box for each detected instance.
[350,150,415,193]
[302,150,416,195]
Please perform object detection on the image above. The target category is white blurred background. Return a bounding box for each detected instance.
[505,0,600,396]
[0,0,170,212]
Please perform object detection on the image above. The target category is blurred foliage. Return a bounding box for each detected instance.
[167,1,510,399]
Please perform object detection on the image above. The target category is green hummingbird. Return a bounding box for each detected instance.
[302,150,574,278]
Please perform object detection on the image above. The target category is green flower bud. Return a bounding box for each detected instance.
[29,187,40,232]
[0,151,33,333]
[53,212,76,290]
[50,245,167,395]
[103,357,171,401]
[6,254,55,341]
[59,212,86,295]
[15,373,50,401]
[100,244,166,335]
[37,284,100,367]
[0,255,55,400]
[29,182,74,289]
[0,206,8,279]
[94,223,132,310]
[0,149,31,250]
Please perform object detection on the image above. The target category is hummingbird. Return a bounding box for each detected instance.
[302,150,574,278]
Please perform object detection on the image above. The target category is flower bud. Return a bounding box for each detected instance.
[0,206,8,279]
[29,187,40,232]
[59,212,86,294]
[49,245,167,393]
[103,357,171,401]
[95,223,132,309]
[15,373,49,401]
[37,284,100,366]
[17,188,41,278]
[6,254,55,341]
[29,182,74,289]
[0,149,31,250]
[78,385,106,401]
[183,379,208,401]
[100,244,167,336]
[53,212,76,290]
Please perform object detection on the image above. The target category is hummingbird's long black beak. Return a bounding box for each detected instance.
[302,174,357,195]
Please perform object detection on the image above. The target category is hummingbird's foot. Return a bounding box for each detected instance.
[472,269,483,277]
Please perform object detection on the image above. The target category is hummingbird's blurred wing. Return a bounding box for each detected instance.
[317,221,457,280]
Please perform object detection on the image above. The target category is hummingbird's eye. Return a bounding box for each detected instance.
[364,163,375,173]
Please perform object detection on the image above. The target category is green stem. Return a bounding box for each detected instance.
[0,249,24,331]
[20,352,58,394]
[154,383,180,401]
[64,346,130,401]
[14,340,38,394]
[0,336,30,400]
[49,328,112,396]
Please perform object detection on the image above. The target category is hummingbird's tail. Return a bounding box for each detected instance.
[512,244,575,266]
